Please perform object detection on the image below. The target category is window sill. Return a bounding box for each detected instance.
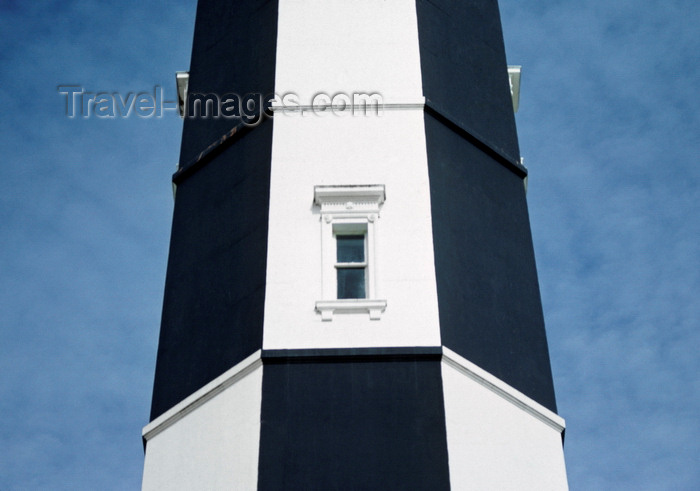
[315,299,387,321]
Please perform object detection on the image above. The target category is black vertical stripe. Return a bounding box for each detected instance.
[149,0,279,420]
[415,0,520,164]
[424,111,557,412]
[258,357,451,490]
[179,0,279,168]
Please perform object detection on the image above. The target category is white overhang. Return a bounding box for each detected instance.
[508,65,522,113]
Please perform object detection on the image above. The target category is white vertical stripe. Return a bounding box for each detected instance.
[275,0,424,105]
[264,0,440,349]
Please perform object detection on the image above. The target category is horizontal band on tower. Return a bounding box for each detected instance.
[143,350,263,442]
[269,97,426,113]
[170,100,527,191]
[262,346,443,363]
[143,346,564,445]
[442,346,565,434]
[424,104,528,177]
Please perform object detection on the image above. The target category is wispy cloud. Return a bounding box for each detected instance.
[0,0,697,489]
[0,1,196,489]
[501,0,700,488]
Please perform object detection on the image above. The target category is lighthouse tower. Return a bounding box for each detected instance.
[142,0,568,489]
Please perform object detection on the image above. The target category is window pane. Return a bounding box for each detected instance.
[336,235,365,263]
[337,267,366,299]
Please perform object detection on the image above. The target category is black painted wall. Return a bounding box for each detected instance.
[149,0,279,419]
[416,0,557,412]
[179,0,279,168]
[258,357,451,490]
[424,112,557,412]
[150,122,273,420]
[416,0,520,164]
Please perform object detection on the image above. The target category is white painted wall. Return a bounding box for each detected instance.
[264,0,440,349]
[263,107,442,349]
[441,359,569,490]
[275,0,424,105]
[141,364,263,490]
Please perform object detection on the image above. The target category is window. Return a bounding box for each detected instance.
[335,230,367,299]
[314,185,387,321]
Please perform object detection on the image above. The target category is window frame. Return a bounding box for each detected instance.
[313,185,387,321]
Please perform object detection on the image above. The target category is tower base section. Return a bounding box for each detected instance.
[142,353,263,490]
[142,348,567,490]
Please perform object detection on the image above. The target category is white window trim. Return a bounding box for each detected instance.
[314,185,387,321]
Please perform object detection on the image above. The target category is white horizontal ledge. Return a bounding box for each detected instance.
[142,350,262,442]
[270,97,425,113]
[314,184,386,206]
[315,299,387,321]
[442,346,565,434]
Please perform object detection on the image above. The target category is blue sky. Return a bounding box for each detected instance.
[0,0,697,489]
